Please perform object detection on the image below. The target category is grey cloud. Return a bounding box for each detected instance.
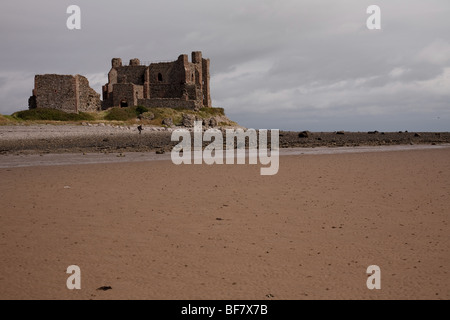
[0,0,449,131]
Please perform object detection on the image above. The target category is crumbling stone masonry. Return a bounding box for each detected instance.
[28,74,101,113]
[102,51,212,110]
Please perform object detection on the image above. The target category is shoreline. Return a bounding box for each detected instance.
[0,124,449,155]
[0,143,449,169]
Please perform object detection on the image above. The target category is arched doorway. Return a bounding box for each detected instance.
[120,99,128,108]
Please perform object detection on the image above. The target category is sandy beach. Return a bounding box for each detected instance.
[0,147,449,300]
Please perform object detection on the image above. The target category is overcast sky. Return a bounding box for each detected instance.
[1,0,449,131]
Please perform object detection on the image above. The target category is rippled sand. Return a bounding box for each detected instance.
[0,148,449,299]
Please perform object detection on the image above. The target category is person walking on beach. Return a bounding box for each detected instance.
[137,125,143,134]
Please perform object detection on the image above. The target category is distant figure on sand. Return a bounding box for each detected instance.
[137,125,143,134]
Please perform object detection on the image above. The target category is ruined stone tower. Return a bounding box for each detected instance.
[102,51,212,110]
[28,74,101,113]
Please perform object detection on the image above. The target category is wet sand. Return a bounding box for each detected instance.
[0,144,449,169]
[0,148,449,300]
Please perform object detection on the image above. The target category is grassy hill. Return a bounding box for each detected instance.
[0,114,15,125]
[2,106,237,127]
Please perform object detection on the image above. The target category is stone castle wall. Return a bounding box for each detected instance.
[77,75,102,112]
[117,66,146,85]
[29,52,211,114]
[102,51,212,110]
[112,83,144,107]
[33,75,78,113]
[137,98,201,110]
[29,74,100,113]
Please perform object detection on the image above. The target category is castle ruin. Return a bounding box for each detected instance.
[28,51,211,113]
[28,74,101,113]
[102,51,211,110]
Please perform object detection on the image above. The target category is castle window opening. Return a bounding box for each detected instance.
[158,73,163,82]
